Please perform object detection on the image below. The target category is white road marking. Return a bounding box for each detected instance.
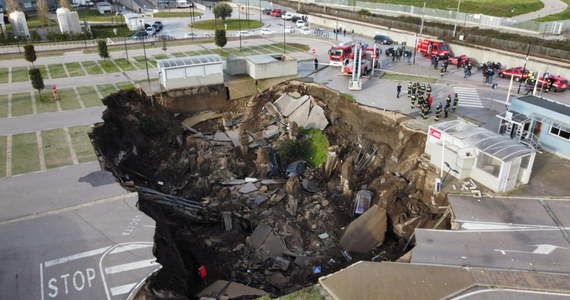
[454,87,484,108]
[104,258,159,275]
[45,246,110,267]
[109,243,153,254]
[109,283,137,296]
[40,263,44,300]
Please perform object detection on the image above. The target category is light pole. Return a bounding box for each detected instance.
[259,0,262,23]
[452,1,461,38]
[238,6,242,50]
[139,20,151,92]
[246,0,250,30]
[335,13,338,40]
[123,23,129,60]
[81,8,88,49]
[517,43,532,94]
[190,5,194,40]
[283,15,285,54]
[419,2,426,36]
[543,24,549,39]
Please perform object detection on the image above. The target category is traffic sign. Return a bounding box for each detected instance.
[311,48,316,54]
[429,127,441,141]
[372,53,376,58]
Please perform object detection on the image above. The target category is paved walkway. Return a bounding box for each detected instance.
[512,0,568,21]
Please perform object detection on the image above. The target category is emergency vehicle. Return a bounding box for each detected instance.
[329,44,355,66]
[341,42,377,76]
[417,38,451,58]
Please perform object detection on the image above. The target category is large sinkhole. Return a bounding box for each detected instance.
[90,81,449,299]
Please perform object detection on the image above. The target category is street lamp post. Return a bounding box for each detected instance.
[190,5,194,40]
[517,43,532,94]
[82,8,88,49]
[335,13,338,40]
[283,16,285,54]
[246,0,250,30]
[452,1,461,38]
[259,0,262,23]
[239,7,242,50]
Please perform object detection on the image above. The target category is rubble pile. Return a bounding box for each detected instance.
[91,82,446,299]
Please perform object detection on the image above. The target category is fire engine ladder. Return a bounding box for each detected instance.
[349,43,363,90]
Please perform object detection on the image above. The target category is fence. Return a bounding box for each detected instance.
[0,36,137,54]
[263,0,565,35]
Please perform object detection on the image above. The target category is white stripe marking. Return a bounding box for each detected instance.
[104,258,159,275]
[45,246,110,267]
[109,243,153,254]
[40,263,44,300]
[110,283,137,296]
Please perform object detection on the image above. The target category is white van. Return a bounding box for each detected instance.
[176,0,193,8]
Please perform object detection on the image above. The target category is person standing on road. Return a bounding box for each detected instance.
[397,82,402,98]
[453,93,459,111]
[421,103,429,119]
[446,94,451,109]
[435,102,442,121]
[407,82,412,98]
[411,94,416,109]
[314,57,319,70]
[343,29,346,36]
[444,103,449,118]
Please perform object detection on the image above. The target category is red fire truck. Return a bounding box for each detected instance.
[329,44,354,66]
[341,42,376,76]
[417,38,451,58]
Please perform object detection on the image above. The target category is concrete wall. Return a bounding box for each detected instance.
[246,57,297,80]
[160,84,228,113]
[309,15,570,77]
[226,57,247,76]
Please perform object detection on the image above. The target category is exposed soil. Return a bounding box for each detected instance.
[91,81,448,299]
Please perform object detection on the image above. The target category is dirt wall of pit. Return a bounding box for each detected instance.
[160,84,229,113]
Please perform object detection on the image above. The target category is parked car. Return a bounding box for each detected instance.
[295,20,305,28]
[203,32,214,37]
[284,26,294,33]
[448,55,475,67]
[262,8,272,15]
[153,21,163,32]
[145,26,156,36]
[236,30,254,37]
[270,8,283,17]
[291,15,302,23]
[131,31,149,40]
[373,34,394,45]
[259,27,276,35]
[498,67,530,82]
[299,26,311,35]
[385,47,396,56]
[49,5,58,12]
[281,13,293,20]
[537,75,569,92]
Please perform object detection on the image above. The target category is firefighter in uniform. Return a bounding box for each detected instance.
[411,82,417,96]
[435,102,442,121]
[417,94,424,108]
[410,94,416,109]
[421,103,429,119]
[453,93,459,111]
[407,82,412,98]
[446,94,452,110]
[426,84,432,94]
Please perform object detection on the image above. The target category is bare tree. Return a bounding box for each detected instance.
[36,0,50,28]
[59,0,70,9]
[4,0,20,12]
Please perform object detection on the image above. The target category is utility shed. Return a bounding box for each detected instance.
[245,54,297,80]
[424,120,535,193]
[158,55,224,90]
[497,95,570,158]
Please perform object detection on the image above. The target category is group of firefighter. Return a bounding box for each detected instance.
[407,82,459,121]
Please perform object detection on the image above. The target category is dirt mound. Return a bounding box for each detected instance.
[91,83,447,299]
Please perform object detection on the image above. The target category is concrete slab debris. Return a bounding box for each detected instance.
[221,179,248,185]
[196,280,268,299]
[254,194,269,205]
[305,103,329,130]
[271,256,291,271]
[318,233,330,240]
[224,130,241,147]
[288,100,311,128]
[262,125,281,139]
[273,94,310,117]
[247,223,272,249]
[213,131,232,142]
[239,182,258,194]
[222,211,233,232]
[340,205,387,253]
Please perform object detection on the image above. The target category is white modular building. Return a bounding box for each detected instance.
[424,120,535,193]
[157,55,225,90]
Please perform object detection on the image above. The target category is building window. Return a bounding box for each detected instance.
[550,126,570,141]
[476,152,501,178]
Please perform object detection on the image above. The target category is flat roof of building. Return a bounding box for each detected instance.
[516,95,570,117]
[157,54,224,69]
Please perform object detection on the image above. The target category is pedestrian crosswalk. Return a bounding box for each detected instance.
[454,87,484,108]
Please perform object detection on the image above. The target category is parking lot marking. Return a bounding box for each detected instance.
[64,127,79,165]
[8,67,12,83]
[5,135,11,176]
[36,131,46,171]
[104,258,158,275]
[7,93,12,118]
[31,91,38,115]
[74,87,86,109]
[45,246,110,267]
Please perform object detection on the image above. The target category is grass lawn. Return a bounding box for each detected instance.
[191,19,263,30]
[91,24,133,39]
[58,88,81,111]
[48,64,68,79]
[153,11,202,18]
[114,58,138,71]
[42,128,73,169]
[154,54,169,60]
[172,52,190,57]
[35,92,59,114]
[382,73,438,83]
[82,61,104,75]
[79,10,126,22]
[364,0,543,17]
[0,95,7,118]
[77,86,103,107]
[117,82,135,90]
[65,62,86,77]
[11,67,29,82]
[11,132,40,175]
[38,65,49,79]
[98,60,121,73]
[537,0,570,21]
[259,286,325,300]
[11,93,33,117]
[133,56,157,68]
[26,17,58,28]
[0,68,8,83]
[97,84,118,97]
[0,136,5,177]
[68,125,97,163]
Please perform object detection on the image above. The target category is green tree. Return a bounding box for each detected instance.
[58,0,70,9]
[97,40,109,59]
[29,68,45,101]
[213,3,232,21]
[4,0,19,12]
[215,29,227,50]
[24,44,37,67]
